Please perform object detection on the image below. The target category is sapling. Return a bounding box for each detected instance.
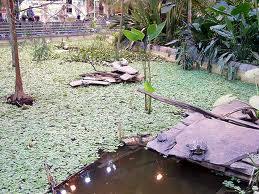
[123,21,165,113]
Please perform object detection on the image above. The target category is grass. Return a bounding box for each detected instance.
[0,40,256,193]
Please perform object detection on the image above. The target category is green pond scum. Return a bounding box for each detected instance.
[0,40,256,193]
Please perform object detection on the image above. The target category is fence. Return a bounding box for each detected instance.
[0,20,111,40]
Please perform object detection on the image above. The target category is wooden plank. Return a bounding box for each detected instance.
[120,73,136,81]
[69,80,83,87]
[82,80,111,86]
[113,65,138,75]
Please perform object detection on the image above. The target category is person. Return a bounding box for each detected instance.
[27,6,35,21]
[0,13,3,22]
[76,14,81,21]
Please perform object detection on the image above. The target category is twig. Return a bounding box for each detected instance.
[44,162,57,194]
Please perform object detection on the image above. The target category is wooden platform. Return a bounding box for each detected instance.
[147,100,259,181]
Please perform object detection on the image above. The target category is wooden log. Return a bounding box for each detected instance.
[69,80,83,87]
[137,89,259,130]
[82,80,111,86]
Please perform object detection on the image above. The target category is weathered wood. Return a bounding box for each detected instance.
[82,80,111,86]
[120,73,136,81]
[137,89,259,129]
[113,66,138,75]
[69,80,83,87]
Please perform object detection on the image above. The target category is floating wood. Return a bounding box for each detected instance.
[137,88,259,130]
[113,66,138,75]
[120,73,136,81]
[70,63,143,88]
[69,80,83,87]
[82,80,111,86]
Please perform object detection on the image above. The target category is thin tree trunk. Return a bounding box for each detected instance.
[7,0,16,67]
[187,0,192,24]
[6,0,33,106]
[116,0,124,59]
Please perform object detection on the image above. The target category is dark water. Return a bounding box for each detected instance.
[55,147,224,194]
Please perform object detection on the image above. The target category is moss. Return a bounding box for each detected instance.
[0,41,256,193]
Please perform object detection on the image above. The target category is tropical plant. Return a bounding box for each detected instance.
[123,21,165,113]
[191,1,259,79]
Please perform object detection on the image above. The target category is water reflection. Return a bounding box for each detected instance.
[55,147,224,194]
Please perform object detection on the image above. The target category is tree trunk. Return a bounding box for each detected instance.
[6,0,33,106]
[8,0,15,67]
[116,0,124,59]
[187,0,192,24]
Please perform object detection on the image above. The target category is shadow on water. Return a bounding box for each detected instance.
[55,147,225,194]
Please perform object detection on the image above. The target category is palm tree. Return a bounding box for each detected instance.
[5,0,33,106]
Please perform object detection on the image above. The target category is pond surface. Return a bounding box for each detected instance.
[55,147,224,194]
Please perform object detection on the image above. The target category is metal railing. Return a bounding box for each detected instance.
[0,20,111,40]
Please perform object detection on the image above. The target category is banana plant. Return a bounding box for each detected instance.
[123,21,165,113]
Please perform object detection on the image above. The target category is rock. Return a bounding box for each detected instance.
[70,80,83,87]
[120,58,129,66]
[120,73,136,81]
[113,66,138,75]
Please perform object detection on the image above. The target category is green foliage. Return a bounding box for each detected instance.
[65,40,147,64]
[144,81,156,93]
[223,178,245,194]
[147,21,166,41]
[32,39,56,62]
[123,28,145,42]
[0,41,256,193]
[191,0,259,79]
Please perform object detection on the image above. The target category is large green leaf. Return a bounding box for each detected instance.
[147,24,157,36]
[148,21,166,41]
[144,81,156,93]
[210,25,233,39]
[123,29,145,42]
[231,3,251,16]
[131,28,145,40]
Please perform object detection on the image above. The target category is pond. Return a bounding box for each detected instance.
[54,147,225,194]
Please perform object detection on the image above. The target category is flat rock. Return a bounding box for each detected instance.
[70,80,83,87]
[168,119,259,165]
[113,66,138,75]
